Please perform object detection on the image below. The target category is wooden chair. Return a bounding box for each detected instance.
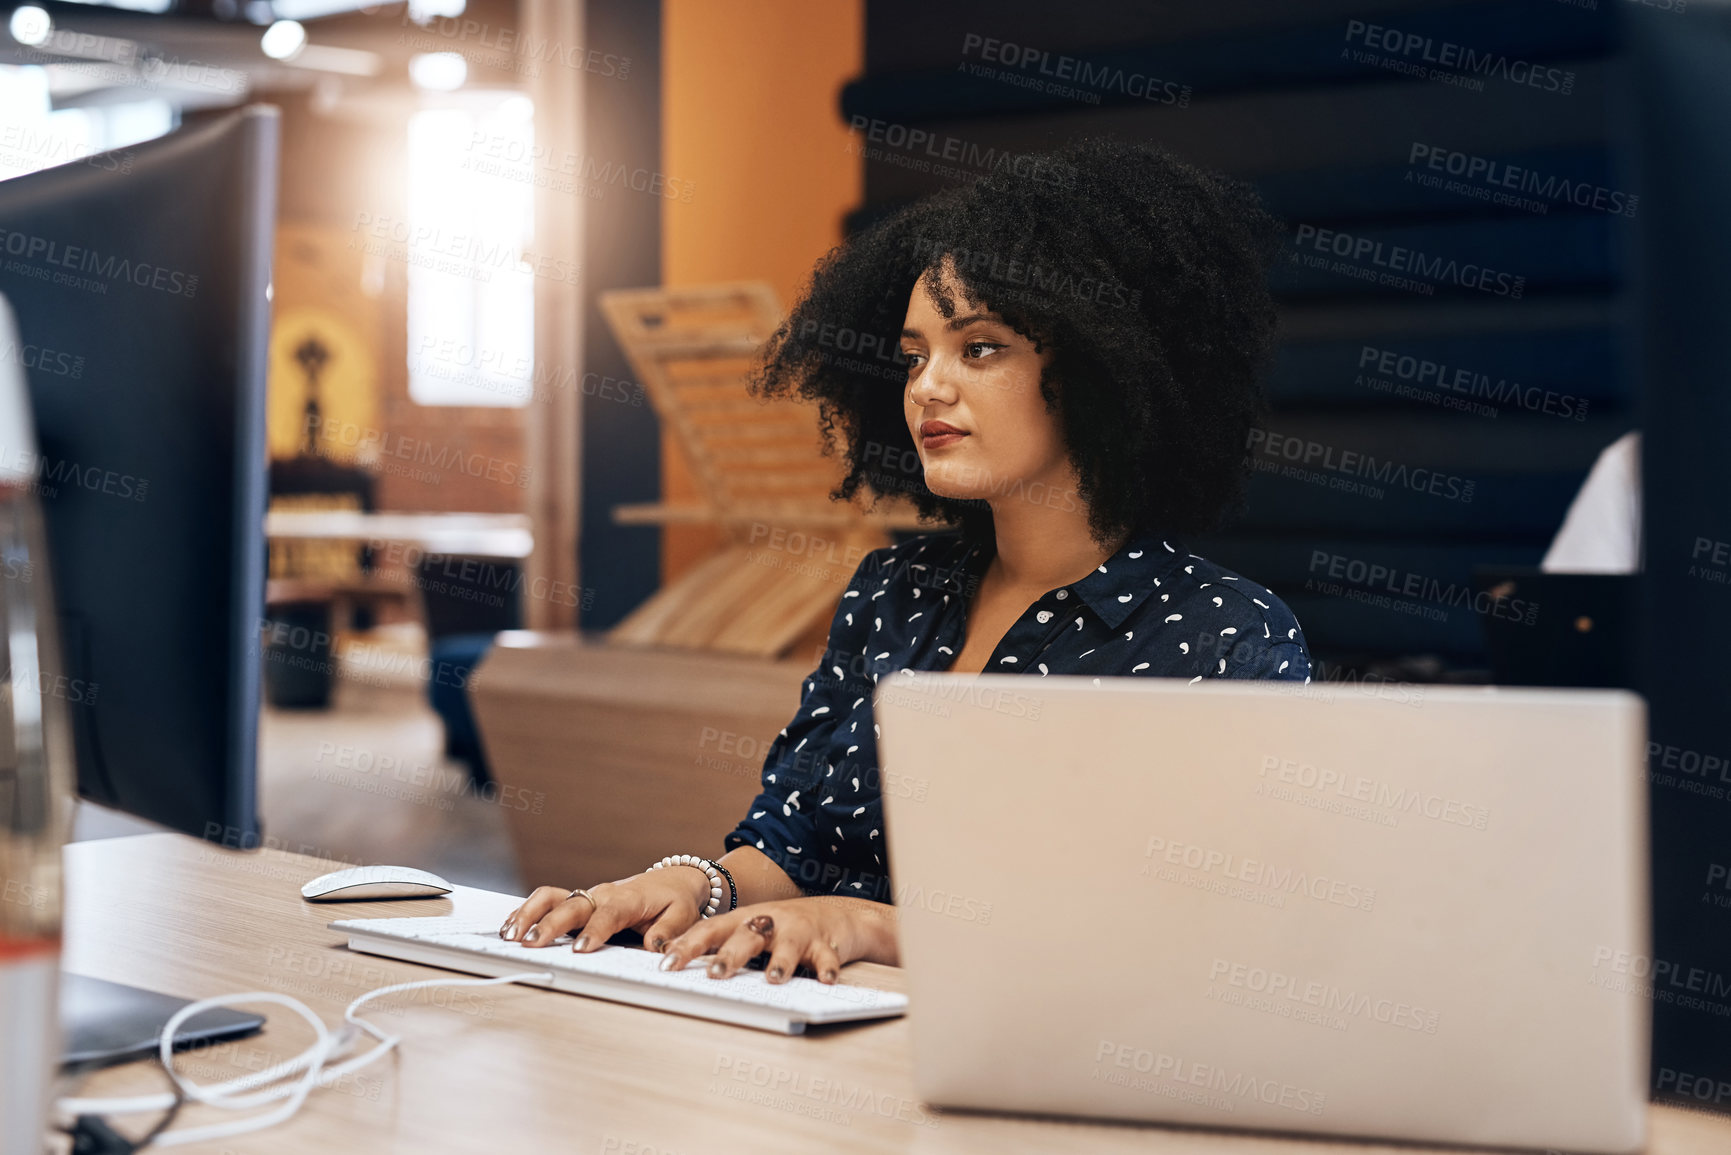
[598,282,930,659]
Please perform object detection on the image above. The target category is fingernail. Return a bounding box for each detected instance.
[573,935,590,952]
[499,922,514,940]
[821,968,838,984]
[524,927,539,943]
[768,966,784,983]
[708,960,725,978]
[649,936,665,952]
[659,954,679,971]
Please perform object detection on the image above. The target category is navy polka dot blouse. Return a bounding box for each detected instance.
[721,524,1312,902]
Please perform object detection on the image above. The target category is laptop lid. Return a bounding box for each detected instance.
[59,973,263,1069]
[876,675,1648,1153]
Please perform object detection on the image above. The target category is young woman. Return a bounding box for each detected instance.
[499,138,1310,985]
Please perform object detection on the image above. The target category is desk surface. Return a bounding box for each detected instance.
[63,835,1731,1154]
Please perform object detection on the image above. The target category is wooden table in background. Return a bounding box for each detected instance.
[59,835,1731,1153]
[261,509,534,632]
[264,510,533,559]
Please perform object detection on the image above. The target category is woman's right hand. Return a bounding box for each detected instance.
[500,866,711,953]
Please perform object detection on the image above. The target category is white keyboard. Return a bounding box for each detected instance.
[329,916,908,1034]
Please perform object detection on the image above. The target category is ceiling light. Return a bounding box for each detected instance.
[408,0,466,21]
[409,52,467,92]
[58,0,170,10]
[9,6,52,47]
[289,44,381,76]
[261,20,308,61]
[273,0,384,17]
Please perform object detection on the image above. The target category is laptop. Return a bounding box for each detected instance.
[875,675,1649,1153]
[1473,567,1634,689]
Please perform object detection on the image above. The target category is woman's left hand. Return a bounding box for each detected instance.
[659,895,898,984]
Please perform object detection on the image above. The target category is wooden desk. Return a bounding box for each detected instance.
[61,835,1731,1153]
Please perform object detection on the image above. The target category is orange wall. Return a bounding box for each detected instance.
[660,0,863,581]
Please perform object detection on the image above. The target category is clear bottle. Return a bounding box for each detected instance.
[0,296,75,1155]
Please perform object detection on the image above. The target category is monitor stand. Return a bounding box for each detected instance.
[60,972,264,1069]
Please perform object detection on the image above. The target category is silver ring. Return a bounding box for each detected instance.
[567,888,596,910]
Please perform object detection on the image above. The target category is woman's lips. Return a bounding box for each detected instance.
[920,421,967,449]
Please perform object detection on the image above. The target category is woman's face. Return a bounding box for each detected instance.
[899,261,1067,503]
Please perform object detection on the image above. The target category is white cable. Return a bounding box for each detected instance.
[56,971,555,1147]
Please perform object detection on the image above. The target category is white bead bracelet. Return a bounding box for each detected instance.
[648,854,724,918]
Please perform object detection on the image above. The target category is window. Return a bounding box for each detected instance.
[405,94,535,407]
[0,64,174,181]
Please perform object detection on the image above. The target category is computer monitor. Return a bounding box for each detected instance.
[0,106,276,846]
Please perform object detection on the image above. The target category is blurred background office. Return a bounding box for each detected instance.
[0,0,1653,881]
[4,0,1727,1096]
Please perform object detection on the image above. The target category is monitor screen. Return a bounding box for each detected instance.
[0,106,277,844]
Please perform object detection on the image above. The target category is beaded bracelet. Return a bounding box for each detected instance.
[649,854,724,918]
[713,861,738,913]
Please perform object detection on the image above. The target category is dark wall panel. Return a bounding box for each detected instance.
[851,0,1631,676]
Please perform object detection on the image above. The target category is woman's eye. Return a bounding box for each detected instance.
[901,350,925,368]
[965,341,1003,359]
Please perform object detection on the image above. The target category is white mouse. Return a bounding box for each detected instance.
[301,864,454,902]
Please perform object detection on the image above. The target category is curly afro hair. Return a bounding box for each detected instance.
[748,136,1285,547]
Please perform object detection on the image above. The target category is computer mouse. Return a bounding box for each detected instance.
[300,864,455,902]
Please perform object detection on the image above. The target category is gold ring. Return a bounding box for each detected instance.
[567,888,596,910]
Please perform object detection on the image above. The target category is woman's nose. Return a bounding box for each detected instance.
[909,354,959,406]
